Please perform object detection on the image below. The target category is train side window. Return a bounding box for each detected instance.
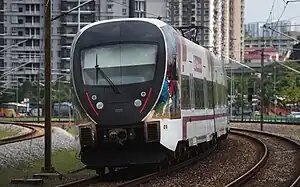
[189,73,195,109]
[171,54,178,80]
[218,83,222,106]
[214,82,218,107]
[194,78,204,109]
[208,81,213,108]
[225,85,228,106]
[181,75,190,109]
[203,78,208,109]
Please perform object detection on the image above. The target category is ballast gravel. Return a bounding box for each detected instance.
[231,123,300,142]
[140,134,260,187]
[0,124,76,170]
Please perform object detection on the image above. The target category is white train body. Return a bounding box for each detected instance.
[71,18,229,169]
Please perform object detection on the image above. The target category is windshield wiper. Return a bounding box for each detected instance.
[95,54,120,94]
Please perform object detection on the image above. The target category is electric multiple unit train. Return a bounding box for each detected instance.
[71,18,229,174]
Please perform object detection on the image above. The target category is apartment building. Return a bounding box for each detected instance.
[1,0,169,88]
[245,20,299,38]
[244,31,300,56]
[228,0,245,63]
[0,0,242,88]
[166,0,229,57]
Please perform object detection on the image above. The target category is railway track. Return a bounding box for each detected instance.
[56,143,218,187]
[56,127,300,187]
[226,127,300,187]
[0,121,44,145]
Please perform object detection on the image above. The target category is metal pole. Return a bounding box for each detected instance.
[260,25,265,131]
[37,70,40,123]
[129,0,135,18]
[230,68,233,119]
[274,65,276,115]
[43,0,52,172]
[241,69,244,121]
[58,80,61,122]
[78,0,81,31]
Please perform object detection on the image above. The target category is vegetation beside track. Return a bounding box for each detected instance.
[0,130,16,139]
[0,149,88,186]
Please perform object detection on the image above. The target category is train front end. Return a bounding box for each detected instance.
[71,18,167,168]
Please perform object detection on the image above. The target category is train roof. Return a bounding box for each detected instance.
[80,18,168,32]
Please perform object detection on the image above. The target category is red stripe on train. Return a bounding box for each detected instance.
[182,113,228,140]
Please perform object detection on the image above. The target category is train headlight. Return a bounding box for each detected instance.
[96,102,104,110]
[134,99,142,107]
[141,91,146,97]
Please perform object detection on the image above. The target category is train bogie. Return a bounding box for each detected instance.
[71,18,229,169]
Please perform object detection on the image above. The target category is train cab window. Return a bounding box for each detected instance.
[81,43,158,86]
[181,75,190,109]
[194,78,204,109]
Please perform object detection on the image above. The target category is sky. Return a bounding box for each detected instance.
[245,0,300,23]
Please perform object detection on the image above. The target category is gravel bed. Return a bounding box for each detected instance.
[0,126,76,170]
[139,134,260,187]
[0,123,32,138]
[239,131,300,187]
[230,123,300,142]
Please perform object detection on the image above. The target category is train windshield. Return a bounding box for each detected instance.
[81,43,158,86]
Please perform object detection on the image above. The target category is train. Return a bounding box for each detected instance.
[70,18,229,175]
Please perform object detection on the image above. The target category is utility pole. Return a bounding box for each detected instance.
[43,0,53,172]
[129,0,135,18]
[37,68,40,123]
[260,24,266,131]
[241,68,244,121]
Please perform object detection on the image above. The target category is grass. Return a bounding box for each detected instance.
[0,149,86,186]
[66,126,77,136]
[0,130,16,139]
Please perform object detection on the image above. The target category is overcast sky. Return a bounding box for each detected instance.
[245,0,300,23]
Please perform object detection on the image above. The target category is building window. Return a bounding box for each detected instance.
[18,7,23,12]
[33,16,40,23]
[25,16,31,23]
[123,0,126,4]
[107,4,113,12]
[18,19,23,24]
[122,8,126,15]
[18,31,23,36]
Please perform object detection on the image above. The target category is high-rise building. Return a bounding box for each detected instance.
[0,0,169,88]
[228,0,245,63]
[245,20,298,38]
[166,0,230,57]
[0,0,243,88]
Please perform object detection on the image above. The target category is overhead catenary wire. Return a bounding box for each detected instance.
[265,0,277,24]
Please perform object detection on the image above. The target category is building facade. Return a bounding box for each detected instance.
[244,31,300,56]
[245,20,299,38]
[228,0,245,63]
[166,0,230,57]
[1,0,243,88]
